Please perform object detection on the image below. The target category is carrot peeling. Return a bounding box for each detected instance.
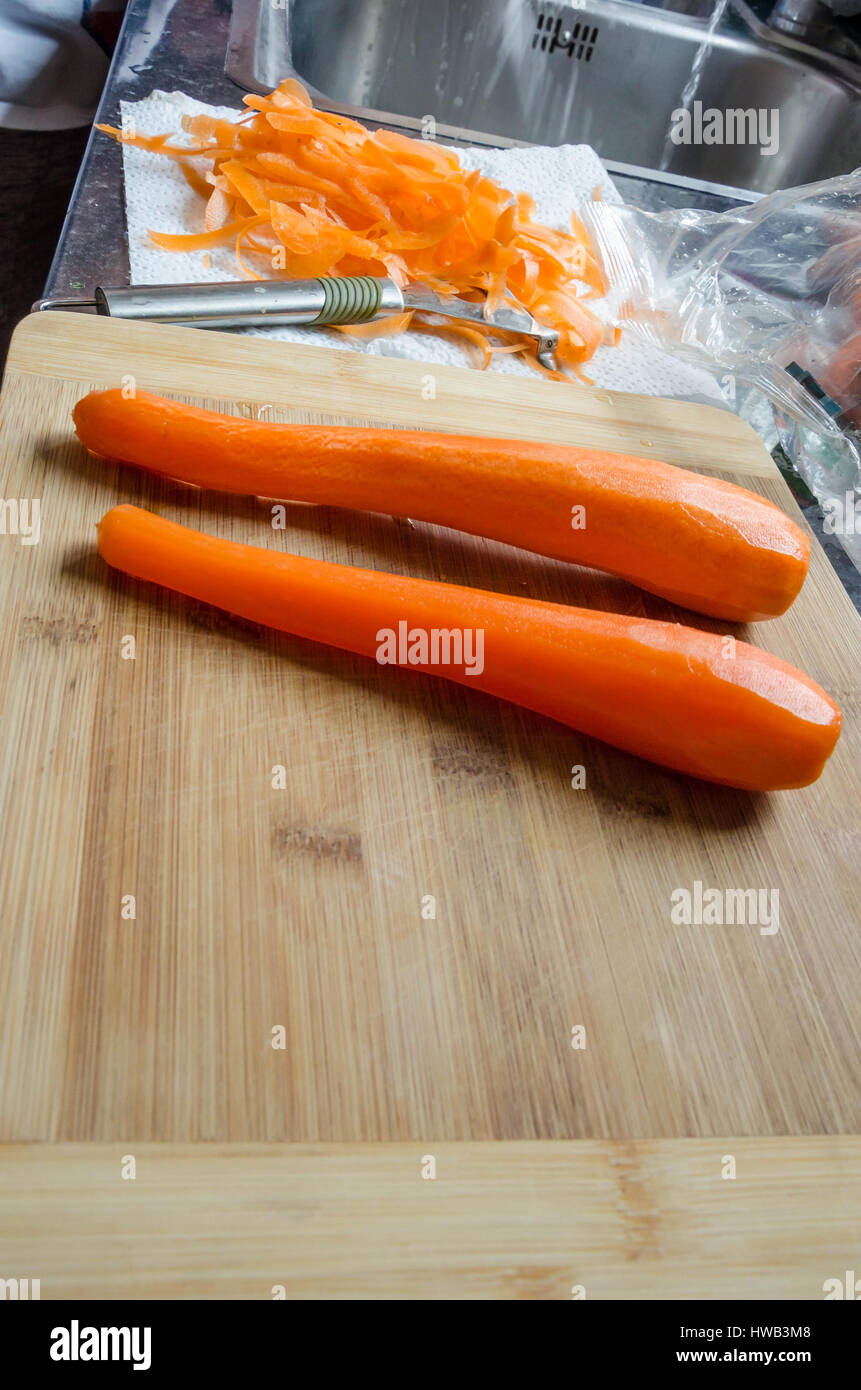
[97,80,613,378]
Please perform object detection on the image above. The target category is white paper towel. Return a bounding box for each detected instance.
[118,91,724,404]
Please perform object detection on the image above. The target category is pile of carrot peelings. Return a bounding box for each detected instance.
[98,79,615,380]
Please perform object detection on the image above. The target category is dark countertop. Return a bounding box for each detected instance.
[47,0,238,300]
[45,0,861,613]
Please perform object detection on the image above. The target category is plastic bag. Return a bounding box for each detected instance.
[583,170,861,568]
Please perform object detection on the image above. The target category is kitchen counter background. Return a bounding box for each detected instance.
[44,0,861,612]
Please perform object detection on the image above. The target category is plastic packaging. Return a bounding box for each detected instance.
[583,171,861,568]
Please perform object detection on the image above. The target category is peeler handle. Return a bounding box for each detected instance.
[68,276,404,329]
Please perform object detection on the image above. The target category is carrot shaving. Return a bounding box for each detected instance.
[235,225,265,280]
[204,186,233,232]
[178,160,212,200]
[219,159,271,216]
[99,81,616,381]
[336,311,415,340]
[148,214,266,251]
[410,317,493,370]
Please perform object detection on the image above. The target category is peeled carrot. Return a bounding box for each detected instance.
[76,389,810,623]
[96,505,840,791]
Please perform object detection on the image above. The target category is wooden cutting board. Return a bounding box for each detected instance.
[1,310,859,1145]
[5,1139,860,1299]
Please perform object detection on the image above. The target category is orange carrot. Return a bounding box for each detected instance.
[96,505,840,791]
[76,389,810,623]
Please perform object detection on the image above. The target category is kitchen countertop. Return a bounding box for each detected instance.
[44,0,861,612]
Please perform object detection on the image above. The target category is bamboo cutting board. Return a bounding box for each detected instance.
[4,1139,860,1299]
[1,310,859,1145]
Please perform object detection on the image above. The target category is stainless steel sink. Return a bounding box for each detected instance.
[226,0,861,196]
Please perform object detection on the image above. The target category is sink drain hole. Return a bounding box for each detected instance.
[533,11,599,61]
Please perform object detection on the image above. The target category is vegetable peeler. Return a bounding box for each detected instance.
[34,274,560,370]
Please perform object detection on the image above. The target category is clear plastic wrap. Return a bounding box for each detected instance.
[583,171,861,568]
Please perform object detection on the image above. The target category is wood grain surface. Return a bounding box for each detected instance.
[1,1138,859,1299]
[0,311,859,1146]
